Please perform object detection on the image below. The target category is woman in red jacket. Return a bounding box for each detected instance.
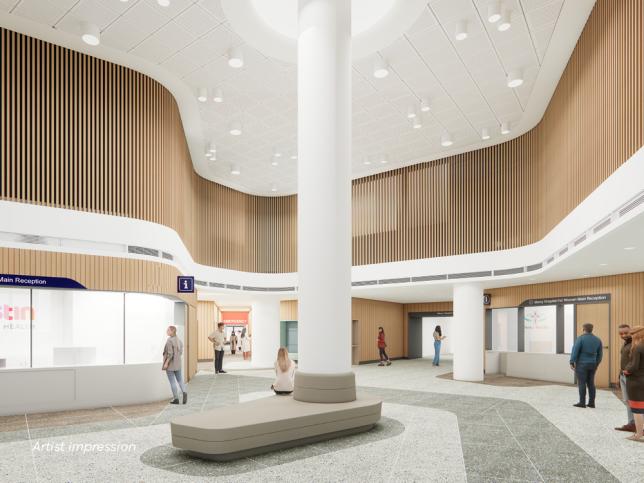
[377,326,392,366]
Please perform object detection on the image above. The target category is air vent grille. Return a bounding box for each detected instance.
[352,280,378,286]
[243,286,267,291]
[226,284,241,290]
[559,247,569,256]
[209,282,225,288]
[411,274,447,282]
[195,280,207,286]
[619,191,644,217]
[526,263,542,272]
[574,234,587,246]
[494,267,524,276]
[448,271,492,279]
[127,245,159,257]
[20,234,46,244]
[593,218,611,234]
[161,251,173,260]
[378,277,411,285]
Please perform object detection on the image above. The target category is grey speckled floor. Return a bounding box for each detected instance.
[1,360,639,482]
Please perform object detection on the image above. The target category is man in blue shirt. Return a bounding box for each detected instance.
[570,323,603,408]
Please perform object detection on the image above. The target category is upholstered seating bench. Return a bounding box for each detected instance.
[171,372,382,460]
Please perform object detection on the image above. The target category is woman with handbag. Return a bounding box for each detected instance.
[377,326,391,366]
[163,325,187,405]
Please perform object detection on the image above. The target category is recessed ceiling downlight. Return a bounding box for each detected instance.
[624,246,637,250]
[501,121,511,135]
[229,121,242,136]
[213,88,223,103]
[455,20,468,41]
[157,0,170,7]
[197,87,208,102]
[81,22,100,46]
[228,46,244,68]
[441,132,453,147]
[481,127,490,140]
[497,11,512,31]
[487,2,501,23]
[420,99,430,112]
[507,70,523,88]
[231,165,241,175]
[373,57,390,79]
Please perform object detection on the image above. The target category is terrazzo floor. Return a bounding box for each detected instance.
[1,359,642,482]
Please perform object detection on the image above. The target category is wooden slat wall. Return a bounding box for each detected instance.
[352,297,404,362]
[1,0,642,273]
[197,301,216,360]
[280,300,298,320]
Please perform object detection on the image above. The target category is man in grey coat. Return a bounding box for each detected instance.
[163,325,187,404]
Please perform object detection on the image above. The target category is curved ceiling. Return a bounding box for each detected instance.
[0,0,595,196]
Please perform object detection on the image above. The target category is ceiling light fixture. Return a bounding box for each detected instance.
[441,132,453,147]
[229,121,242,136]
[407,106,417,119]
[412,118,422,129]
[363,158,372,166]
[273,148,282,158]
[500,121,511,135]
[420,99,430,112]
[208,142,217,153]
[228,46,244,68]
[230,165,241,175]
[455,20,468,41]
[506,70,523,88]
[380,155,388,164]
[290,154,297,160]
[497,11,512,31]
[271,158,279,166]
[197,87,208,102]
[487,2,501,23]
[270,183,277,192]
[624,246,637,250]
[373,57,389,79]
[80,22,100,46]
[213,88,223,103]
[599,263,608,266]
[157,0,170,7]
[481,127,490,140]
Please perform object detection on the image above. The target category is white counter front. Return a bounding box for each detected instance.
[486,351,574,384]
[0,363,173,416]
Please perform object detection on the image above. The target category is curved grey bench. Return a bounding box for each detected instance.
[171,372,382,460]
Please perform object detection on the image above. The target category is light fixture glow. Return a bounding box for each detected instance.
[208,142,217,153]
[373,57,389,79]
[407,106,417,119]
[363,159,372,166]
[507,70,523,88]
[271,158,279,167]
[157,0,170,7]
[412,118,422,129]
[213,87,223,103]
[270,183,277,192]
[197,87,208,103]
[229,121,242,136]
[290,154,297,160]
[228,46,244,68]
[501,121,511,135]
[599,263,608,266]
[80,22,100,46]
[487,2,501,23]
[455,20,468,41]
[380,155,388,164]
[273,148,282,158]
[481,127,490,140]
[624,246,637,250]
[441,132,453,147]
[230,165,241,175]
[420,99,430,112]
[497,11,511,31]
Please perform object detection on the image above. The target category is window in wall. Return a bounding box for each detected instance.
[0,288,31,369]
[125,293,175,364]
[523,306,557,353]
[32,290,124,367]
[491,308,518,352]
[564,304,575,353]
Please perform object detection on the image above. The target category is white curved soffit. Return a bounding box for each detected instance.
[0,1,596,197]
[0,146,642,301]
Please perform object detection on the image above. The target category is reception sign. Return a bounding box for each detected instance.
[0,274,85,289]
[220,311,249,325]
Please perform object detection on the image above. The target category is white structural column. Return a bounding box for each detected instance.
[250,297,282,368]
[452,283,485,381]
[297,0,352,373]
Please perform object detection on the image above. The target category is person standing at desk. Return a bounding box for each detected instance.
[570,323,603,408]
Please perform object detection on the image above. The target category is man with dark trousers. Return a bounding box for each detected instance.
[570,323,603,408]
[208,322,227,374]
[615,324,636,431]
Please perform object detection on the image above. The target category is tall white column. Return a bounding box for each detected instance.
[297,0,352,374]
[250,297,281,369]
[452,283,484,381]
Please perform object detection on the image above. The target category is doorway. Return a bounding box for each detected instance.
[575,303,610,388]
[408,315,423,359]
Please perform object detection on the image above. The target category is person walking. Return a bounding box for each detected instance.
[163,325,187,405]
[624,326,644,442]
[570,323,603,408]
[377,326,391,366]
[230,330,238,356]
[208,322,227,374]
[615,324,636,432]
[271,347,296,395]
[241,328,251,360]
[432,325,447,366]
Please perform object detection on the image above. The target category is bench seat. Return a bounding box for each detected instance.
[171,393,382,460]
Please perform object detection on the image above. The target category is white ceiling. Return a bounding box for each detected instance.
[0,0,593,195]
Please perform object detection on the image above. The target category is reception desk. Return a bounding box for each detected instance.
[485,351,574,384]
[0,363,172,416]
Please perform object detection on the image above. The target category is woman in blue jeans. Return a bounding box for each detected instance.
[432,325,446,366]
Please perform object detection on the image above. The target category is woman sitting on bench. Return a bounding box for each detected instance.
[271,347,296,395]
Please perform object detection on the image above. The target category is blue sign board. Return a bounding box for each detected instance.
[177,276,195,293]
[0,274,86,289]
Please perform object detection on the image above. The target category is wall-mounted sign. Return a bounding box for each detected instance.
[483,293,491,305]
[177,276,195,293]
[520,293,610,307]
[0,274,85,289]
[221,311,249,325]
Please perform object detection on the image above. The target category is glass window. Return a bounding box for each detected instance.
[523,306,557,353]
[0,287,31,369]
[32,290,124,367]
[491,308,518,352]
[125,293,175,364]
[564,304,575,353]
